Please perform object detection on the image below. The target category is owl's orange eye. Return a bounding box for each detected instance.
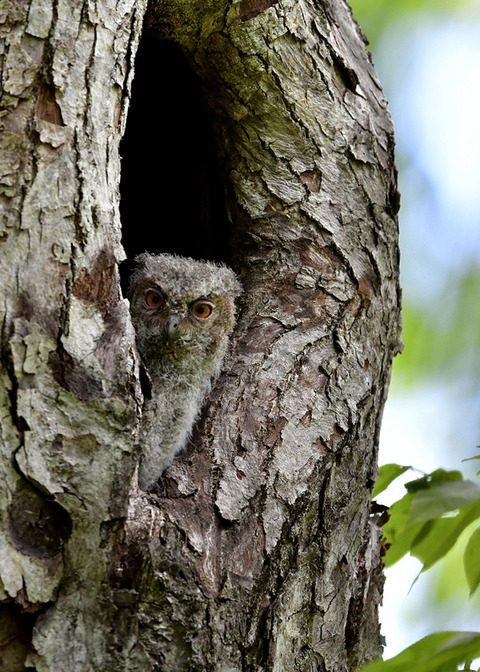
[145,290,165,308]
[191,301,214,319]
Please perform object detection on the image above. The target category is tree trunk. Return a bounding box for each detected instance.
[0,0,401,671]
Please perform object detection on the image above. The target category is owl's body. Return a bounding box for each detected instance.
[128,253,241,490]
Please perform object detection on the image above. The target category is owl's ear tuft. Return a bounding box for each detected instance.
[133,253,151,269]
[128,253,154,287]
[219,267,242,299]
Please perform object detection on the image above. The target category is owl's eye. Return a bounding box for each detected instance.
[191,301,214,319]
[145,290,165,309]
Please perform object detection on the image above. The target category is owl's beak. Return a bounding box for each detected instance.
[166,314,181,339]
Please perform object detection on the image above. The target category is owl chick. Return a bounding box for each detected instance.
[128,253,241,490]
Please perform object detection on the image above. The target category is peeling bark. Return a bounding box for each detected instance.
[0,0,401,671]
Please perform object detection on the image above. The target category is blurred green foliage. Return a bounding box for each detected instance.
[349,0,478,47]
[393,264,480,388]
[349,0,480,394]
[348,0,480,669]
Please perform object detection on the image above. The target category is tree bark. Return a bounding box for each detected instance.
[0,1,401,671]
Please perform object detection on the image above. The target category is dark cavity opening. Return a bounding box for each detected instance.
[119,35,230,289]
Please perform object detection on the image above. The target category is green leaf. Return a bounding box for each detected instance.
[382,494,412,542]
[359,631,480,672]
[408,480,480,525]
[463,454,480,476]
[372,463,411,499]
[411,498,480,572]
[405,469,463,494]
[382,472,480,570]
[384,519,424,568]
[382,493,421,567]
[464,526,480,596]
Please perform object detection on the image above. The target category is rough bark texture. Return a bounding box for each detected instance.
[0,0,146,669]
[0,0,401,671]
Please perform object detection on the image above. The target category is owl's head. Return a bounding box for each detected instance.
[127,253,241,376]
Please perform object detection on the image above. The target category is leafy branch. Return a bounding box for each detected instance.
[360,458,480,671]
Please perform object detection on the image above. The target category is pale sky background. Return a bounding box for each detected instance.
[373,12,480,656]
